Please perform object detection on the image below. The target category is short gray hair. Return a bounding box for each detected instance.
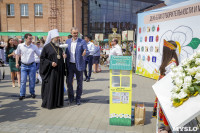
[13,37,19,43]
[71,27,79,32]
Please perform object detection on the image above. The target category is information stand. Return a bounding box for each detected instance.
[109,56,133,126]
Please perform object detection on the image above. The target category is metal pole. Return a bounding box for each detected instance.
[156,100,159,133]
[72,0,74,27]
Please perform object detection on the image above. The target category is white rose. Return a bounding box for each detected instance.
[187,68,197,76]
[175,72,185,79]
[177,66,184,72]
[178,90,188,99]
[172,67,179,73]
[171,92,179,100]
[175,78,183,87]
[196,66,200,72]
[194,73,200,81]
[171,73,177,80]
[181,59,189,66]
[184,76,192,84]
[195,58,200,65]
[180,73,186,79]
[172,86,181,93]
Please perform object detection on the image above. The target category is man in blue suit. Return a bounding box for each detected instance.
[65,27,89,105]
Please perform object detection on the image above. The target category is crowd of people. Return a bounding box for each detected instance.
[0,26,180,133]
[0,27,124,109]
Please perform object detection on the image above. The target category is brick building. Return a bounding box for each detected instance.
[0,0,82,40]
[0,0,164,41]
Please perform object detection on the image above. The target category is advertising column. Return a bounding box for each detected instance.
[109,56,133,126]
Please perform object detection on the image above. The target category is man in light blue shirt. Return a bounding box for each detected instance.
[84,35,95,82]
[15,33,40,100]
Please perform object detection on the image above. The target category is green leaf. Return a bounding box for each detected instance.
[194,85,200,91]
[187,38,200,49]
[189,87,195,93]
[174,98,180,103]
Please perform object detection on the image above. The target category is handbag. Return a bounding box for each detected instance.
[134,103,145,125]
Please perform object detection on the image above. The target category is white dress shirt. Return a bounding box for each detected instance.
[87,41,95,55]
[109,44,123,60]
[15,43,40,64]
[34,47,43,63]
[70,39,77,63]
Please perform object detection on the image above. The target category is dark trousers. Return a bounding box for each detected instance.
[67,63,83,100]
[84,55,93,79]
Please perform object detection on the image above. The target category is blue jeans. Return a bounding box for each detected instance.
[20,63,36,96]
[84,55,93,79]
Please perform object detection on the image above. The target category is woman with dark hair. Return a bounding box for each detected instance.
[153,40,179,133]
[6,38,20,87]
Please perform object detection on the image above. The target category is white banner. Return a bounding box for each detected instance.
[136,0,200,79]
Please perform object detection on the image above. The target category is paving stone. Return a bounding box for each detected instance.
[1,66,199,133]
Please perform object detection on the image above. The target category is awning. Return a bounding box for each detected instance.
[0,32,71,36]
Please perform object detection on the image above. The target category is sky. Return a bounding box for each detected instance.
[161,0,189,5]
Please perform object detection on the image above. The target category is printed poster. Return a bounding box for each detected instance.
[136,0,200,80]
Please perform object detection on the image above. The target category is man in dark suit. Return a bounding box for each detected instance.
[65,27,89,105]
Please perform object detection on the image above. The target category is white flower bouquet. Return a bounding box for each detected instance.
[171,51,200,107]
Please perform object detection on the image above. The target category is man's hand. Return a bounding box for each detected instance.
[82,49,86,56]
[16,64,19,68]
[52,62,57,67]
[63,54,67,59]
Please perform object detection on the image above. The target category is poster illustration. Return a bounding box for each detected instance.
[136,0,200,80]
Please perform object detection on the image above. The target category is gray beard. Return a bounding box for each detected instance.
[52,40,59,47]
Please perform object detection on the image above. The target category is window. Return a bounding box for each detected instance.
[34,4,43,16]
[7,4,14,16]
[21,4,28,16]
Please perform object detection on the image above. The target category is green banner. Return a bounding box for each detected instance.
[0,32,71,36]
[109,56,132,70]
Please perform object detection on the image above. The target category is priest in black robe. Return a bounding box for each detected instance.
[40,29,66,109]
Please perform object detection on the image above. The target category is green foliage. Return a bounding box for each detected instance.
[174,98,180,103]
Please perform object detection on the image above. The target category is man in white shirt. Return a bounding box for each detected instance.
[65,27,89,105]
[15,33,41,100]
[84,35,95,82]
[109,38,123,61]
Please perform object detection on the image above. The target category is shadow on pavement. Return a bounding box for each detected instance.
[99,70,109,73]
[0,99,39,123]
[82,89,102,95]
[92,78,109,81]
[132,101,154,108]
[145,110,154,125]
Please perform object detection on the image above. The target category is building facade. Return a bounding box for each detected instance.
[0,0,82,40]
[0,0,164,40]
[85,0,164,38]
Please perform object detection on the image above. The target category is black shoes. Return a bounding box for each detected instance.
[69,98,74,104]
[76,99,81,105]
[86,79,90,82]
[19,94,36,100]
[19,96,25,100]
[31,94,36,98]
